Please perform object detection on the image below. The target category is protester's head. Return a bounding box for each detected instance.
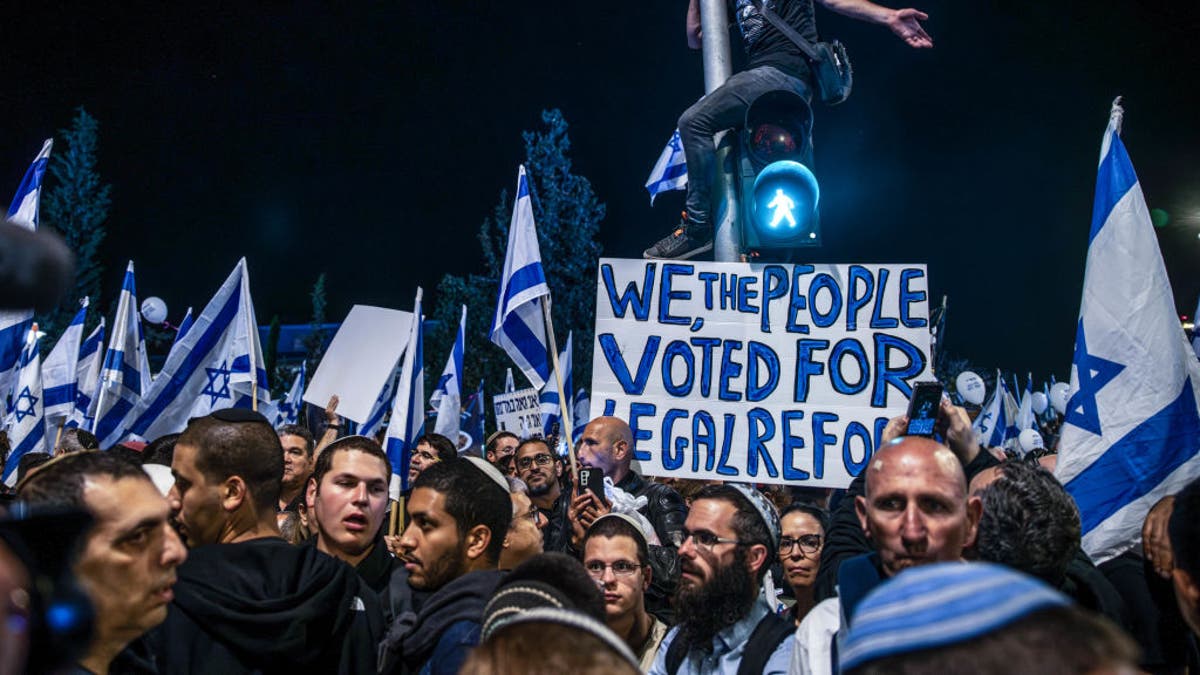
[407,433,457,486]
[54,427,99,456]
[308,436,391,563]
[141,433,179,467]
[464,610,639,675]
[276,510,308,545]
[577,417,634,479]
[499,479,544,570]
[277,423,315,498]
[169,409,283,547]
[15,453,52,486]
[779,503,827,595]
[855,436,981,578]
[583,514,652,628]
[485,431,519,465]
[973,461,1080,587]
[675,484,776,649]
[400,458,511,590]
[840,563,1138,675]
[18,452,187,657]
[514,438,560,500]
[1169,477,1200,636]
[490,552,607,625]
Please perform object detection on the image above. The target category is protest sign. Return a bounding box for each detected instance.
[304,305,412,423]
[493,387,541,438]
[590,259,932,488]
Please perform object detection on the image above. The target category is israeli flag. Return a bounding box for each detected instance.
[385,288,426,500]
[0,139,52,400]
[3,327,45,486]
[1001,377,1021,447]
[539,332,574,441]
[1014,375,1036,435]
[69,319,105,429]
[572,387,590,441]
[462,380,486,456]
[972,370,1001,445]
[42,299,88,422]
[275,363,306,427]
[360,367,398,439]
[490,165,552,390]
[645,129,688,204]
[93,262,153,443]
[432,305,466,440]
[110,259,270,446]
[504,368,515,394]
[174,307,195,346]
[1056,100,1200,564]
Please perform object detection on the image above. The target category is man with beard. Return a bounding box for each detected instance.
[380,457,511,675]
[484,431,519,467]
[514,438,574,553]
[650,484,793,674]
[277,423,315,512]
[407,433,457,487]
[156,408,382,674]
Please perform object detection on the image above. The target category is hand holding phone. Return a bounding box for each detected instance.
[578,467,607,505]
[905,381,944,437]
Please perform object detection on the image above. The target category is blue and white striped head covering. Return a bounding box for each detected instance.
[839,562,1071,672]
[728,483,780,549]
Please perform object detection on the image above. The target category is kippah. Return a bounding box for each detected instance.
[728,483,780,548]
[486,607,639,669]
[464,456,510,492]
[199,408,271,425]
[481,580,574,639]
[839,562,1071,671]
[590,512,649,548]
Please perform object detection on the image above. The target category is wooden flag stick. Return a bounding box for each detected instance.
[389,497,405,536]
[52,419,65,452]
[541,297,577,485]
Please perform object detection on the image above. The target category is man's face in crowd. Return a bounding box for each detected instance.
[515,442,560,497]
[279,434,314,492]
[168,442,226,547]
[779,510,823,591]
[499,492,543,569]
[310,449,390,558]
[408,441,441,486]
[486,435,519,464]
[577,419,622,477]
[678,498,742,592]
[675,497,759,644]
[78,476,188,640]
[584,534,648,624]
[400,487,465,591]
[856,438,981,578]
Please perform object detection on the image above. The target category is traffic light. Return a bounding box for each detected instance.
[737,90,821,251]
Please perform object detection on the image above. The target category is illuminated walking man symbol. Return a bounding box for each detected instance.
[767,189,796,227]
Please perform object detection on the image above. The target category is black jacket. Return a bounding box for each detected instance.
[150,538,383,675]
[616,471,688,625]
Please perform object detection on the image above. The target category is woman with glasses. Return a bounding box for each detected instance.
[778,502,829,625]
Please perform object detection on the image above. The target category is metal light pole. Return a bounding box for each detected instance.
[699,0,741,262]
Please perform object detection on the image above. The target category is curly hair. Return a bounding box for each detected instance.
[975,462,1080,586]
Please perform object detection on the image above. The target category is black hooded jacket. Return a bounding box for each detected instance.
[150,538,383,675]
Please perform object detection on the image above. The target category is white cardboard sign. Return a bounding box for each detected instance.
[492,387,541,438]
[304,305,413,423]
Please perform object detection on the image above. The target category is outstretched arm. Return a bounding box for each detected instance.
[816,0,933,48]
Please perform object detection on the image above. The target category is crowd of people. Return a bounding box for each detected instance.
[0,395,1198,675]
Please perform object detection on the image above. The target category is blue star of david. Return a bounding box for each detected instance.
[202,361,233,407]
[1065,321,1125,436]
[433,374,451,397]
[10,386,38,423]
[669,134,682,153]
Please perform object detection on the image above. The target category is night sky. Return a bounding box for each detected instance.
[3,2,1198,384]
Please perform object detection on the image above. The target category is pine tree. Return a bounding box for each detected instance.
[41,107,111,338]
[429,109,605,419]
[302,274,328,376]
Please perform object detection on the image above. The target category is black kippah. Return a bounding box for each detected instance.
[194,407,271,425]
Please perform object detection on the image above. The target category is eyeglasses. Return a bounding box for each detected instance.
[584,560,643,578]
[779,534,822,555]
[682,529,741,550]
[516,453,555,470]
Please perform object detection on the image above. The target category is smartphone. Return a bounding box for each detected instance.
[578,467,606,504]
[905,381,944,437]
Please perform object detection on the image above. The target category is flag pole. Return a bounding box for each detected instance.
[540,297,577,484]
[242,264,259,413]
[53,419,65,451]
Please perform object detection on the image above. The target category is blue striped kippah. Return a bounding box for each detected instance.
[839,562,1071,671]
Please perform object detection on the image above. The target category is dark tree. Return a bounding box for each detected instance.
[301,273,328,376]
[40,107,112,338]
[265,314,282,398]
[429,109,605,419]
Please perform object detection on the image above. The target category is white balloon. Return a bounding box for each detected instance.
[955,371,986,406]
[1018,429,1045,453]
[140,296,168,324]
[1031,391,1049,415]
[1050,382,1071,415]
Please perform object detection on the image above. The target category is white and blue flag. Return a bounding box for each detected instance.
[172,307,195,349]
[42,299,88,422]
[1056,100,1200,564]
[1014,375,1036,437]
[0,139,53,401]
[360,367,398,440]
[93,262,153,443]
[645,129,688,204]
[539,332,574,441]
[70,319,105,429]
[275,363,306,427]
[490,165,552,390]
[385,289,426,499]
[504,368,515,394]
[973,371,1009,449]
[4,326,45,485]
[572,387,590,442]
[432,305,466,441]
[111,259,270,445]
